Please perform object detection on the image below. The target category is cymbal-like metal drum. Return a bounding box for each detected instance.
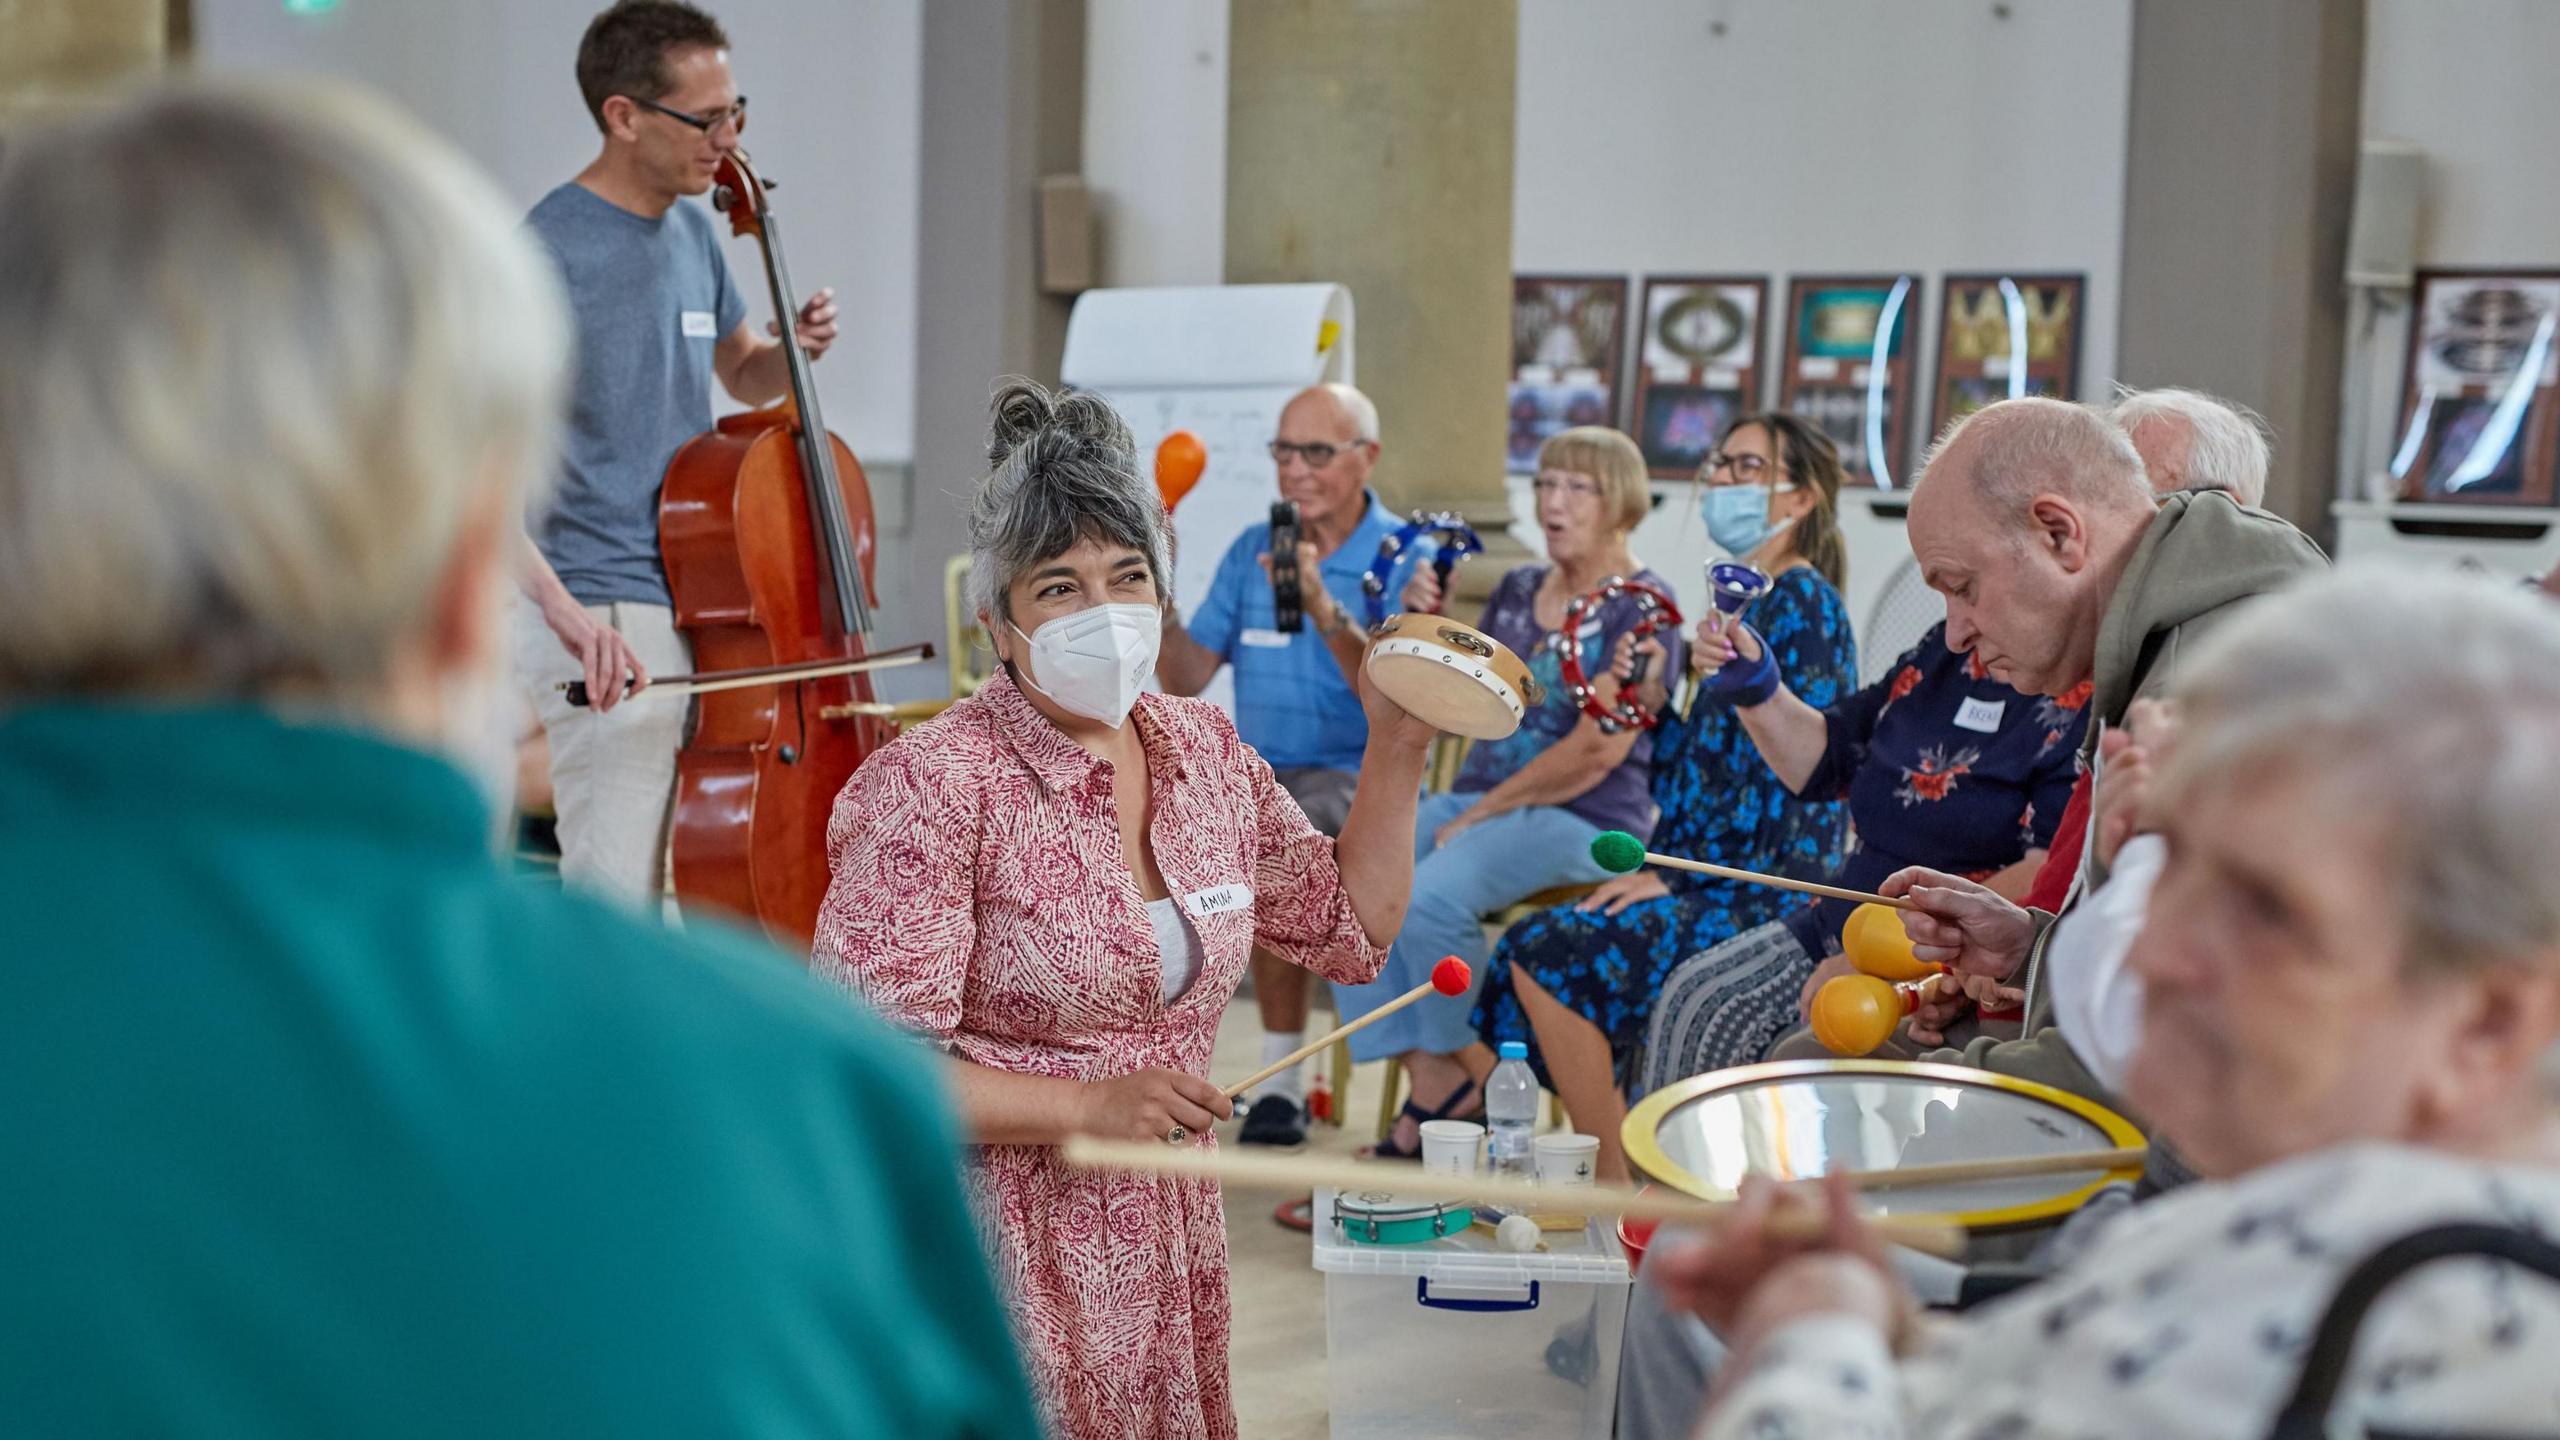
[1623,1059,2144,1232]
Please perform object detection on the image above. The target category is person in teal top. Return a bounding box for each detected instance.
[0,82,1038,1439]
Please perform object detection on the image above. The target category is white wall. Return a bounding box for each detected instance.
[1514,0,2132,428]
[2339,0,2560,498]
[1082,0,1227,289]
[193,0,923,466]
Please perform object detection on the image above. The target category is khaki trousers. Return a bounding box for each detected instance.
[513,598,692,912]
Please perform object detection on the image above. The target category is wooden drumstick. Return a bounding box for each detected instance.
[1221,957,1472,1101]
[1589,831,1914,911]
[1835,1146,2148,1190]
[1061,1138,1970,1258]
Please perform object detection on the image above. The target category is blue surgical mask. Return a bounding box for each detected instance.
[1702,483,1794,556]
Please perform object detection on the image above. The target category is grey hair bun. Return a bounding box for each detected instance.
[987,378,1134,468]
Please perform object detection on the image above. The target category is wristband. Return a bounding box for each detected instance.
[1704,623,1781,707]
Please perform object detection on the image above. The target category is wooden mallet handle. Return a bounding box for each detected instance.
[1221,956,1471,1101]
[1590,830,1912,911]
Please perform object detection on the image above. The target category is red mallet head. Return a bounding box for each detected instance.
[1430,955,1472,996]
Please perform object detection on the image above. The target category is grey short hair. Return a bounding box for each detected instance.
[1916,396,2153,526]
[0,81,567,696]
[967,381,1171,625]
[2162,568,2560,983]
[2107,385,2272,507]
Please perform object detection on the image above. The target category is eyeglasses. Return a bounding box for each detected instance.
[1530,473,1603,500]
[629,95,749,135]
[1699,450,1774,485]
[1268,438,1369,468]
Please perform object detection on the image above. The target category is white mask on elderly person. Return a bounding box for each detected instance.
[1012,603,1161,727]
[2046,832,2166,1095]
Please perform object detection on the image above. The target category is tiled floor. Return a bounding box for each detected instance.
[1205,994,1397,1440]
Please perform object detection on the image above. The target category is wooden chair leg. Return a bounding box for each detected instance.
[1375,1058,1405,1142]
[1325,1038,1352,1127]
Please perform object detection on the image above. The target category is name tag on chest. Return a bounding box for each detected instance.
[680,309,718,338]
[1953,696,2007,733]
[1178,883,1252,919]
[1240,628,1293,649]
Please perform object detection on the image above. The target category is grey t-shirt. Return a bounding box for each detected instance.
[525,183,748,606]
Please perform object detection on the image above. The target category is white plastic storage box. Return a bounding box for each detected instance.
[1311,1189,1631,1439]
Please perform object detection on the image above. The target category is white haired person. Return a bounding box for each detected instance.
[813,381,1436,1440]
[2108,384,2273,506]
[1657,570,2560,1439]
[0,83,1038,1434]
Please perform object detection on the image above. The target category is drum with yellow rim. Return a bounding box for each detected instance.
[1622,1059,2145,1232]
[1363,611,1543,741]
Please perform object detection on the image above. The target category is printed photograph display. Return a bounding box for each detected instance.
[2391,270,2560,506]
[1509,275,1629,472]
[1777,275,1921,488]
[1632,276,1768,477]
[1929,274,2086,437]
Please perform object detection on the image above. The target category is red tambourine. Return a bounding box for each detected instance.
[1557,577,1684,734]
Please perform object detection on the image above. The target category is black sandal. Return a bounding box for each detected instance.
[1360,1078,1482,1161]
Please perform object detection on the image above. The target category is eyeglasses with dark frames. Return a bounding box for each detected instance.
[1268,438,1370,468]
[627,94,749,135]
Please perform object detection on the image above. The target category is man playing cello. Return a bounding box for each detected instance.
[515,0,840,908]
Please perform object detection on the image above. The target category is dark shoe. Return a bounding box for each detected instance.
[1238,1094,1307,1147]
[1357,1078,1482,1161]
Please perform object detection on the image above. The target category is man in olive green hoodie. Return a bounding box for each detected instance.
[1882,397,2328,1109]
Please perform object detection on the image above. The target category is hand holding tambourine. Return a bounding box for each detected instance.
[1611,631,1672,716]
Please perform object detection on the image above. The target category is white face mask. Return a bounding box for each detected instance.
[1011,602,1161,727]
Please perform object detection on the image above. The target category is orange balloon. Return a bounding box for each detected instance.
[1843,903,1937,983]
[1811,974,1907,1057]
[1155,430,1206,511]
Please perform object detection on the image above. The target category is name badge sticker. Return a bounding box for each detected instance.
[681,309,718,338]
[1240,628,1293,649]
[1179,884,1252,919]
[1953,696,2007,733]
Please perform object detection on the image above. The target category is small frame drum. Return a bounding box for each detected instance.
[1330,1189,1476,1246]
[1556,577,1684,734]
[1361,512,1485,627]
[1622,1059,2145,1232]
[1364,613,1542,740]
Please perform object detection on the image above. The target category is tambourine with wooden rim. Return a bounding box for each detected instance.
[1556,577,1683,734]
[1356,513,1535,741]
[1623,1058,2145,1234]
[1359,511,1483,627]
[1364,612,1542,741]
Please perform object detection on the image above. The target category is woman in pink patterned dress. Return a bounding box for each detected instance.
[813,383,1436,1440]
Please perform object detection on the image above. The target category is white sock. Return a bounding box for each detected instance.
[1251,1031,1305,1104]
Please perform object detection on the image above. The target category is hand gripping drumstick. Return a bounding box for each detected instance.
[1590,831,1914,912]
[1220,956,1471,1101]
[1061,1137,1971,1258]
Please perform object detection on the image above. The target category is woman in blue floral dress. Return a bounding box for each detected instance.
[1470,413,1856,1183]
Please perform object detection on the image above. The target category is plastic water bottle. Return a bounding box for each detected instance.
[1485,1041,1539,1179]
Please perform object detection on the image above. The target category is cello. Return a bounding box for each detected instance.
[656,147,894,947]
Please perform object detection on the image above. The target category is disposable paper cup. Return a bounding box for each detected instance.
[1418,1119,1485,1177]
[1533,1132,1600,1186]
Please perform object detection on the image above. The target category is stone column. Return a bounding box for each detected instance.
[891,0,1084,700]
[2117,0,2363,537]
[1225,0,1518,576]
[0,0,173,129]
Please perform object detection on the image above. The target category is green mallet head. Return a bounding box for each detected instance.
[1590,830,1646,875]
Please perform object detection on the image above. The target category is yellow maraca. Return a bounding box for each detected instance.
[1841,902,1944,983]
[1813,905,1950,1056]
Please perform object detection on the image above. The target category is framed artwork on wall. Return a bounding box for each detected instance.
[1777,274,1921,489]
[1929,273,2086,440]
[1631,275,1768,478]
[2390,269,2560,507]
[1508,274,1629,473]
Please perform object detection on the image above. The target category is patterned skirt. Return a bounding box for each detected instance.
[1470,888,1793,1089]
[1633,920,1816,1098]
